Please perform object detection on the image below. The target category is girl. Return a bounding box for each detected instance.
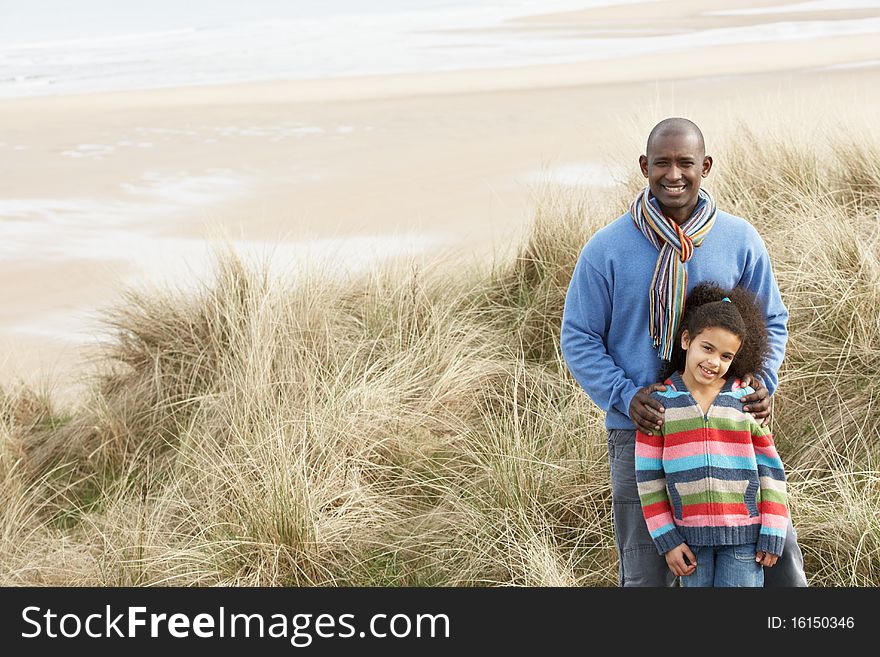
[635,282,788,587]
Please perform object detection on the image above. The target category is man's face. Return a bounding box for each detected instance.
[639,131,712,223]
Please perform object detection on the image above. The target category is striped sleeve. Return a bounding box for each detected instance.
[752,422,788,556]
[636,428,686,554]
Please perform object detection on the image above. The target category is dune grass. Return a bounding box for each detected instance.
[1,123,878,586]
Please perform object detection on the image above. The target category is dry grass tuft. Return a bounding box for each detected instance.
[2,122,878,586]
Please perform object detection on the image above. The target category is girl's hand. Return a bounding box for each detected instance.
[665,543,697,577]
[756,550,779,567]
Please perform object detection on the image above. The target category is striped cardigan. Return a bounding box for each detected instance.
[635,372,788,557]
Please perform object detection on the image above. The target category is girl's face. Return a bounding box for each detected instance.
[681,326,742,388]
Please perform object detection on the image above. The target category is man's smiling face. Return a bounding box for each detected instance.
[639,130,712,225]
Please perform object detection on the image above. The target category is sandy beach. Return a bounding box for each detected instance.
[2,0,880,401]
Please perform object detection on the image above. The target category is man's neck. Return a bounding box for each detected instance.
[659,202,698,225]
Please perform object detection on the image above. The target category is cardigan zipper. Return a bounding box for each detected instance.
[703,394,723,523]
[676,375,726,527]
[691,393,717,522]
[703,410,711,520]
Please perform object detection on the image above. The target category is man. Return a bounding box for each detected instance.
[560,117,806,587]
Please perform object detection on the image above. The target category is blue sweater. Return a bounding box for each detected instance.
[560,209,788,430]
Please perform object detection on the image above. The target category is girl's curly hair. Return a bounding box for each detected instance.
[659,282,769,382]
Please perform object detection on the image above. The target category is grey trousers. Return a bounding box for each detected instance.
[607,429,807,587]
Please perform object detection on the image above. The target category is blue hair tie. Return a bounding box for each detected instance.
[721,297,731,303]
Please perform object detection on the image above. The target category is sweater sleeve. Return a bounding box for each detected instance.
[561,248,641,419]
[737,227,788,396]
[635,420,686,555]
[751,422,788,556]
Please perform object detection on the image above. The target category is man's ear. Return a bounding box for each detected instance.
[701,155,713,178]
[681,330,690,350]
[639,154,649,178]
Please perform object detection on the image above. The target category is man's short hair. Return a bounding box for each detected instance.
[646,118,706,155]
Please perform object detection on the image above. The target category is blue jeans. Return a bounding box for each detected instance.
[607,429,807,587]
[680,544,764,587]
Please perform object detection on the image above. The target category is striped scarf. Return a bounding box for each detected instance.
[630,186,717,361]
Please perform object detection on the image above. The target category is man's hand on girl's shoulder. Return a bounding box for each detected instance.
[739,374,770,426]
[630,384,667,435]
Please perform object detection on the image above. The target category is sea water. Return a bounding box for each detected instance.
[5,0,880,99]
[0,0,655,98]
